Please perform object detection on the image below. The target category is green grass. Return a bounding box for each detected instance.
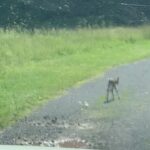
[1,26,150,128]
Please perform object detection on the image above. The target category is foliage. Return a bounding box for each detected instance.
[0,0,150,28]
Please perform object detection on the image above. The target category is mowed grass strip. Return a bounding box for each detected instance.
[0,26,150,128]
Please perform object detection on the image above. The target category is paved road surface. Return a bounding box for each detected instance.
[1,59,150,150]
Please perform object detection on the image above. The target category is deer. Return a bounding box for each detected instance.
[106,77,120,103]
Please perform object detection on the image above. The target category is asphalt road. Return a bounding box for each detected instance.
[1,59,150,150]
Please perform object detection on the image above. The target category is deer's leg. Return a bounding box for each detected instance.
[106,88,109,103]
[112,90,114,101]
[114,85,120,100]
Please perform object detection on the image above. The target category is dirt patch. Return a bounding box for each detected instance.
[58,140,87,148]
[54,138,89,148]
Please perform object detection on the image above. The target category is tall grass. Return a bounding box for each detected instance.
[1,26,150,128]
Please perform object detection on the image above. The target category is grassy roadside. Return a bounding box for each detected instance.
[1,26,150,128]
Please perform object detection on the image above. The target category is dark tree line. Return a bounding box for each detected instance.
[0,0,150,29]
